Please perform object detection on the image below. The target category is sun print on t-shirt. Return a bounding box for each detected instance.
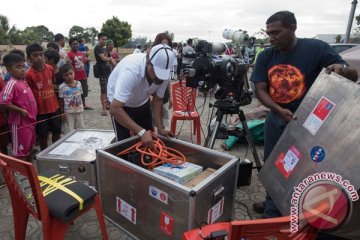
[268,64,306,104]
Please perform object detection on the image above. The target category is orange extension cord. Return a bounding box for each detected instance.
[117,132,186,169]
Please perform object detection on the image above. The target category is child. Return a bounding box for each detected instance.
[58,64,85,133]
[67,37,92,110]
[3,49,30,82]
[44,49,62,97]
[25,43,61,151]
[0,54,37,161]
[0,76,10,154]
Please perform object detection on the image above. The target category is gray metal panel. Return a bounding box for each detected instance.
[97,135,238,240]
[36,129,115,162]
[37,159,97,188]
[259,71,360,238]
[35,129,115,189]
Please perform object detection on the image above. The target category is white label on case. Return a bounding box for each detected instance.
[208,197,224,224]
[149,185,168,205]
[116,197,136,224]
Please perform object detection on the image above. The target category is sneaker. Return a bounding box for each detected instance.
[253,201,266,214]
[101,110,108,116]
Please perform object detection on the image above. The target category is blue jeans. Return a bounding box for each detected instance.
[263,111,287,218]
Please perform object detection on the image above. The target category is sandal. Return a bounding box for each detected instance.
[101,110,108,116]
[84,106,94,110]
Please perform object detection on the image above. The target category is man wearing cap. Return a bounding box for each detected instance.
[109,44,175,148]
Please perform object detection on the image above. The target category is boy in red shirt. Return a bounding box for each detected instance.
[25,43,61,151]
[67,37,91,110]
[0,53,37,161]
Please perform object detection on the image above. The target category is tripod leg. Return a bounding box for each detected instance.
[204,110,224,149]
[238,110,262,171]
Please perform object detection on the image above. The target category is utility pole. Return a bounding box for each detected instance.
[345,0,358,43]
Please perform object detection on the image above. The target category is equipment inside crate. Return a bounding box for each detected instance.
[116,132,216,186]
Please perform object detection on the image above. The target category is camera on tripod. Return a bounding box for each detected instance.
[183,40,252,106]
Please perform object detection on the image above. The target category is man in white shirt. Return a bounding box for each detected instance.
[109,44,175,148]
[182,38,195,68]
[54,33,69,67]
[133,44,142,54]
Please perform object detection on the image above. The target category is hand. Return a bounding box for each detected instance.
[140,131,154,149]
[20,109,28,117]
[277,107,296,122]
[158,128,174,138]
[325,64,347,76]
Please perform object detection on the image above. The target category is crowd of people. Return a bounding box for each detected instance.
[0,31,193,161]
[0,10,358,239]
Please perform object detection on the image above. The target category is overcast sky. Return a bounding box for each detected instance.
[2,0,360,43]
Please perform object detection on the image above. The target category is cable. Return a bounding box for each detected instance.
[117,131,186,169]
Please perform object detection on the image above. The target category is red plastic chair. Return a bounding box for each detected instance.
[170,81,201,144]
[0,153,108,240]
[182,216,318,240]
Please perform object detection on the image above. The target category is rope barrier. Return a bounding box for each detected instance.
[0,99,111,137]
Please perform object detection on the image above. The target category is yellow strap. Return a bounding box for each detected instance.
[41,175,76,196]
[38,175,84,210]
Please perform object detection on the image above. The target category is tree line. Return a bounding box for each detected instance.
[0,15,133,48]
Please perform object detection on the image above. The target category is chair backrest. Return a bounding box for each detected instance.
[0,153,48,221]
[182,216,318,240]
[230,216,318,240]
[172,81,197,112]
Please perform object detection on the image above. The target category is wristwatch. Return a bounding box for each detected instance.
[137,129,146,137]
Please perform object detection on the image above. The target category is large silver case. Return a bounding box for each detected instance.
[35,129,115,189]
[97,136,239,240]
[259,71,360,239]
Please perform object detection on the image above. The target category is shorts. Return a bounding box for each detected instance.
[36,108,62,138]
[0,124,9,148]
[99,76,109,94]
[79,79,88,98]
[10,123,36,157]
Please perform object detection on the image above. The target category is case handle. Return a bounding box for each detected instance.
[212,185,224,204]
[58,164,70,173]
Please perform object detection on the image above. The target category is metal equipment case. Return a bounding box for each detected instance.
[259,71,360,239]
[35,129,115,189]
[97,136,239,240]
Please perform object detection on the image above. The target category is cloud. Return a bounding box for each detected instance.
[1,0,359,43]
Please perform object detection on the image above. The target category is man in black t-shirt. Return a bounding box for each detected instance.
[250,11,358,220]
[94,32,116,116]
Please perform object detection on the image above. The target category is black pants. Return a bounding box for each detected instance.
[112,100,153,141]
[177,58,182,76]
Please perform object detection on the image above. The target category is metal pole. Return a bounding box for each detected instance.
[345,0,358,43]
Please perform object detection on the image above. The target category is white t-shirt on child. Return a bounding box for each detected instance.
[59,81,84,113]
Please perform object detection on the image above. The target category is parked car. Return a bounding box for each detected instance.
[330,43,359,54]
[340,45,360,82]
